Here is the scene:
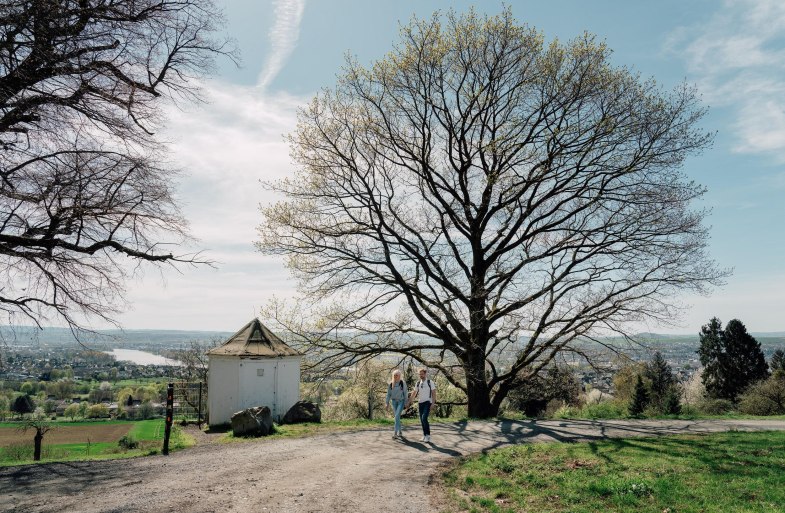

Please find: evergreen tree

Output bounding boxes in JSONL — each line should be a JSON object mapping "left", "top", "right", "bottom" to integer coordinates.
{"left": 11, "top": 395, "right": 35, "bottom": 417}
{"left": 629, "top": 375, "right": 650, "bottom": 416}
{"left": 645, "top": 352, "right": 675, "bottom": 402}
{"left": 698, "top": 318, "right": 769, "bottom": 401}
{"left": 662, "top": 388, "right": 682, "bottom": 415}
{"left": 771, "top": 349, "right": 785, "bottom": 374}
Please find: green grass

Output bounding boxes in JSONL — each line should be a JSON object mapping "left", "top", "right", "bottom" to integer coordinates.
{"left": 129, "top": 419, "right": 164, "bottom": 440}
{"left": 441, "top": 430, "right": 785, "bottom": 513}
{"left": 110, "top": 378, "right": 165, "bottom": 388}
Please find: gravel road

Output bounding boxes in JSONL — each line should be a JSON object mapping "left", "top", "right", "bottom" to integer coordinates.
{"left": 3, "top": 418, "right": 785, "bottom": 513}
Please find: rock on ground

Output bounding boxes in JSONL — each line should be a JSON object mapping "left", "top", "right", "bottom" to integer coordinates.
{"left": 230, "top": 406, "right": 273, "bottom": 437}
{"left": 282, "top": 401, "right": 321, "bottom": 424}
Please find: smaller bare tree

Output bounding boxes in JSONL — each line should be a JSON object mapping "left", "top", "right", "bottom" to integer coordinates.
{"left": 20, "top": 413, "right": 53, "bottom": 461}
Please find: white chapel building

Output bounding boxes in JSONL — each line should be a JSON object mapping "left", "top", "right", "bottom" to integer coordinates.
{"left": 207, "top": 318, "right": 302, "bottom": 426}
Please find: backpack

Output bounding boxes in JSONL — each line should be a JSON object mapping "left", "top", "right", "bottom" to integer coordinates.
{"left": 418, "top": 379, "right": 433, "bottom": 394}
{"left": 389, "top": 380, "right": 404, "bottom": 391}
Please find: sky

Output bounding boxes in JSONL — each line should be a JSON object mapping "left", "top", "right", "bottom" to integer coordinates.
{"left": 114, "top": 0, "right": 785, "bottom": 334}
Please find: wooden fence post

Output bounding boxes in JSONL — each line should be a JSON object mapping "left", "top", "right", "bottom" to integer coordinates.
{"left": 163, "top": 383, "right": 174, "bottom": 455}
{"left": 197, "top": 382, "right": 203, "bottom": 426}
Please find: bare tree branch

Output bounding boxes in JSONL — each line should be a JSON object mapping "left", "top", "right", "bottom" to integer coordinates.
{"left": 1, "top": 0, "right": 235, "bottom": 330}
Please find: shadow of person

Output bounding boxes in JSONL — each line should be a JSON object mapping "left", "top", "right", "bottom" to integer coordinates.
{"left": 398, "top": 436, "right": 462, "bottom": 456}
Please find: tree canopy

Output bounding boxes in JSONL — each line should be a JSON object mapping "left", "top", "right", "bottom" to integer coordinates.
{"left": 698, "top": 317, "right": 769, "bottom": 401}
{"left": 258, "top": 9, "right": 726, "bottom": 417}
{"left": 0, "top": 0, "right": 233, "bottom": 329}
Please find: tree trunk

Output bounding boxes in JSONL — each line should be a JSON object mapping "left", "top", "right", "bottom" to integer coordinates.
{"left": 33, "top": 431, "right": 43, "bottom": 461}
{"left": 464, "top": 351, "right": 499, "bottom": 418}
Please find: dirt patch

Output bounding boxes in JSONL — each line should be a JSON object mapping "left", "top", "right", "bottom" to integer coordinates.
{"left": 0, "top": 424, "right": 132, "bottom": 446}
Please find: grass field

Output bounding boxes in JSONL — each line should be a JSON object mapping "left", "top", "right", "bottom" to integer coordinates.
{"left": 0, "top": 419, "right": 189, "bottom": 466}
{"left": 441, "top": 430, "right": 785, "bottom": 513}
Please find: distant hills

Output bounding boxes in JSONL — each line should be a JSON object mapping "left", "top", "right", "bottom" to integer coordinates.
{"left": 1, "top": 325, "right": 783, "bottom": 348}
{"left": 635, "top": 331, "right": 785, "bottom": 339}
{"left": 0, "top": 325, "right": 232, "bottom": 347}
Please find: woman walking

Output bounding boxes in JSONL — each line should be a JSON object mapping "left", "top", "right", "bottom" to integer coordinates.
{"left": 385, "top": 369, "right": 408, "bottom": 439}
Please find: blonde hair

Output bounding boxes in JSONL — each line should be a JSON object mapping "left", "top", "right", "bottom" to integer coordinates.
{"left": 418, "top": 367, "right": 428, "bottom": 374}
{"left": 390, "top": 368, "right": 402, "bottom": 385}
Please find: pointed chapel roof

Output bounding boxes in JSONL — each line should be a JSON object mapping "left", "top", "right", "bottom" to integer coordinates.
{"left": 207, "top": 318, "right": 301, "bottom": 357}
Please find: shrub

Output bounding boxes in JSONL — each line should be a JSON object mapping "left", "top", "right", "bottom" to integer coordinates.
{"left": 2, "top": 443, "right": 33, "bottom": 461}
{"left": 1, "top": 443, "right": 69, "bottom": 462}
{"left": 86, "top": 404, "right": 109, "bottom": 418}
{"left": 43, "top": 400, "right": 57, "bottom": 415}
{"left": 662, "top": 388, "right": 682, "bottom": 415}
{"left": 432, "top": 375, "right": 466, "bottom": 418}
{"left": 138, "top": 401, "right": 156, "bottom": 420}
{"left": 64, "top": 403, "right": 80, "bottom": 420}
{"left": 612, "top": 361, "right": 648, "bottom": 404}
{"left": 582, "top": 400, "right": 627, "bottom": 419}
{"left": 681, "top": 371, "right": 706, "bottom": 408}
{"left": 552, "top": 404, "right": 581, "bottom": 419}
{"left": 584, "top": 388, "right": 613, "bottom": 405}
{"left": 696, "top": 398, "right": 734, "bottom": 415}
{"left": 118, "top": 435, "right": 139, "bottom": 450}
{"left": 738, "top": 376, "right": 785, "bottom": 415}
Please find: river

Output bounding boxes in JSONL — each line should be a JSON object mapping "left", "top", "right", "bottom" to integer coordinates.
{"left": 106, "top": 348, "right": 182, "bottom": 366}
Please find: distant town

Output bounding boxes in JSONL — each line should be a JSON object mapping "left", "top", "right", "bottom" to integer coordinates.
{"left": 3, "top": 326, "right": 784, "bottom": 393}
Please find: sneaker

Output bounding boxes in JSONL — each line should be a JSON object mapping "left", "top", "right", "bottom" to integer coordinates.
{"left": 392, "top": 433, "right": 397, "bottom": 439}
{"left": 420, "top": 436, "right": 426, "bottom": 442}
{"left": 425, "top": 435, "right": 431, "bottom": 442}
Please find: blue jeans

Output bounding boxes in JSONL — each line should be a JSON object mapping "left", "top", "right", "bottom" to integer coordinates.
{"left": 418, "top": 401, "right": 431, "bottom": 435}
{"left": 391, "top": 399, "right": 405, "bottom": 433}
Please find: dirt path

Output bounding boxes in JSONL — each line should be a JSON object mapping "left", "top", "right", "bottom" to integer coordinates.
{"left": 2, "top": 418, "right": 785, "bottom": 513}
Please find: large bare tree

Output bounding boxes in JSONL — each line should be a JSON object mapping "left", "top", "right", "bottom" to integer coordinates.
{"left": 0, "top": 0, "right": 234, "bottom": 329}
{"left": 258, "top": 9, "right": 727, "bottom": 417}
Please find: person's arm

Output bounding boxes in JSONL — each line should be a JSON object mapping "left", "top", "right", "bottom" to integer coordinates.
{"left": 385, "top": 386, "right": 391, "bottom": 408}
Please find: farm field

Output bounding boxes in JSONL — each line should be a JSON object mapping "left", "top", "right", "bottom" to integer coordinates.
{"left": 0, "top": 421, "right": 135, "bottom": 445}
{"left": 0, "top": 420, "right": 174, "bottom": 466}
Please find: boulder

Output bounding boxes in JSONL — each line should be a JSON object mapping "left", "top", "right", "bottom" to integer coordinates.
{"left": 282, "top": 401, "right": 322, "bottom": 424}
{"left": 231, "top": 406, "right": 273, "bottom": 437}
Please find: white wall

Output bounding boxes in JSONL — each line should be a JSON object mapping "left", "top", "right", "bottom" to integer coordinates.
{"left": 208, "top": 356, "right": 301, "bottom": 425}
{"left": 208, "top": 356, "right": 239, "bottom": 426}
{"left": 275, "top": 357, "right": 301, "bottom": 420}
{"left": 238, "top": 358, "right": 276, "bottom": 417}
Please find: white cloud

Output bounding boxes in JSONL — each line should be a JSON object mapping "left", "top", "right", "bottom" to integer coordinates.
{"left": 115, "top": 82, "right": 309, "bottom": 330}
{"left": 257, "top": 0, "right": 306, "bottom": 91}
{"left": 667, "top": 0, "right": 785, "bottom": 158}
{"left": 113, "top": 0, "right": 310, "bottom": 330}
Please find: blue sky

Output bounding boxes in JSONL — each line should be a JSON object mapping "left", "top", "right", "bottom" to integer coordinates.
{"left": 115, "top": 0, "right": 784, "bottom": 333}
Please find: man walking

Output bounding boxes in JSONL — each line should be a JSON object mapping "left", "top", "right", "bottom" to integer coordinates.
{"left": 410, "top": 367, "right": 437, "bottom": 442}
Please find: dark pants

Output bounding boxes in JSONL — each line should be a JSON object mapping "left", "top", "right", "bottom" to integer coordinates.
{"left": 418, "top": 401, "right": 431, "bottom": 435}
